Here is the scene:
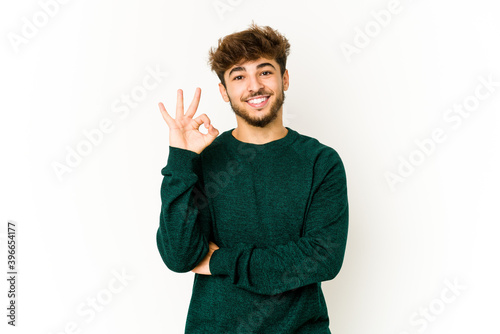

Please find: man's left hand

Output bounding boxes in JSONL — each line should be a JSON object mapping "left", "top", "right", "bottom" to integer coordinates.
{"left": 191, "top": 241, "right": 219, "bottom": 275}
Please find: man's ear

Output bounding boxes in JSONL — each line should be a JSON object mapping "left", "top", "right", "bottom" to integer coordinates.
{"left": 219, "top": 82, "right": 230, "bottom": 102}
{"left": 283, "top": 69, "right": 289, "bottom": 91}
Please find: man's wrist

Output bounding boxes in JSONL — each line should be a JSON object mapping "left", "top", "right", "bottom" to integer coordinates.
{"left": 161, "top": 146, "right": 200, "bottom": 175}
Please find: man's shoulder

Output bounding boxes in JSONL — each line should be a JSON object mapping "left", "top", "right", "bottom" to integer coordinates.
{"left": 292, "top": 130, "right": 346, "bottom": 187}
{"left": 291, "top": 128, "right": 342, "bottom": 163}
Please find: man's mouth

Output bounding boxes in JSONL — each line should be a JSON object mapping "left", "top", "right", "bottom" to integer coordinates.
{"left": 245, "top": 95, "right": 270, "bottom": 109}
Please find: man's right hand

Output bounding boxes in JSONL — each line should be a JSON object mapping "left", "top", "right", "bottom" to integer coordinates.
{"left": 159, "top": 87, "right": 219, "bottom": 154}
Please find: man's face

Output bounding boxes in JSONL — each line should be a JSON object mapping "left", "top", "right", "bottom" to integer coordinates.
{"left": 219, "top": 57, "right": 289, "bottom": 128}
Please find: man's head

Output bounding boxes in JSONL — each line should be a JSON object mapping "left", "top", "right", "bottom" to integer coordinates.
{"left": 208, "top": 23, "right": 290, "bottom": 88}
{"left": 208, "top": 23, "right": 291, "bottom": 128}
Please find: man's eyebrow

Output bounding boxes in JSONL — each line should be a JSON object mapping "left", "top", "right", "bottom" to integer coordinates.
{"left": 228, "top": 62, "right": 277, "bottom": 77}
{"left": 228, "top": 66, "right": 245, "bottom": 77}
{"left": 256, "top": 62, "right": 276, "bottom": 71}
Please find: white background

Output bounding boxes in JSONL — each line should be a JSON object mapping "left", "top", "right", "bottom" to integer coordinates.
{"left": 1, "top": 0, "right": 499, "bottom": 333}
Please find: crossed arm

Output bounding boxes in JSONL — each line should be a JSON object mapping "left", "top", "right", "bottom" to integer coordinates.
{"left": 157, "top": 146, "right": 348, "bottom": 295}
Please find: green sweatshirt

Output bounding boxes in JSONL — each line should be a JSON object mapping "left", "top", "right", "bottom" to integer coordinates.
{"left": 157, "top": 127, "right": 349, "bottom": 333}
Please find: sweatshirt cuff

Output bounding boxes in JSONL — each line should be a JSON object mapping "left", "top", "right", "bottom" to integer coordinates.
{"left": 161, "top": 146, "right": 200, "bottom": 175}
{"left": 209, "top": 247, "right": 233, "bottom": 276}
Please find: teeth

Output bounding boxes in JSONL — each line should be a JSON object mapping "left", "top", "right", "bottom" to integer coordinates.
{"left": 248, "top": 97, "right": 268, "bottom": 104}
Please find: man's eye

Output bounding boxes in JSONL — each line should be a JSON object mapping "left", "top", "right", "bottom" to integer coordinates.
{"left": 261, "top": 71, "right": 272, "bottom": 76}
{"left": 234, "top": 76, "right": 243, "bottom": 80}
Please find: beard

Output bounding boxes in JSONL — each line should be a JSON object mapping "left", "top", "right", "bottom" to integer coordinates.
{"left": 227, "top": 87, "right": 286, "bottom": 128}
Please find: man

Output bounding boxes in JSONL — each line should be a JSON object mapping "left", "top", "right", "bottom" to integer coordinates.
{"left": 156, "top": 23, "right": 349, "bottom": 333}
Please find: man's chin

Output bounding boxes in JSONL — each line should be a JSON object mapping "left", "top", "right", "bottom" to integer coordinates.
{"left": 243, "top": 112, "right": 279, "bottom": 128}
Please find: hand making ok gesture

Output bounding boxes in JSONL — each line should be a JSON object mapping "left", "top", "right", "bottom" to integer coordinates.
{"left": 159, "top": 88, "right": 219, "bottom": 154}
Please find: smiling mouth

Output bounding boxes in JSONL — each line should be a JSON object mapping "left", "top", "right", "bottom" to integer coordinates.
{"left": 246, "top": 95, "right": 270, "bottom": 109}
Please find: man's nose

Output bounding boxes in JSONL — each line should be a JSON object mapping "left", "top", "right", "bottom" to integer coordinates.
{"left": 247, "top": 74, "right": 264, "bottom": 93}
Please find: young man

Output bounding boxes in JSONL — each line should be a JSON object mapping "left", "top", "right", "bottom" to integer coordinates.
{"left": 156, "top": 23, "right": 349, "bottom": 333}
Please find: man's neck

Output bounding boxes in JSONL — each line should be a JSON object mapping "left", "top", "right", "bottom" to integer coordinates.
{"left": 232, "top": 123, "right": 288, "bottom": 145}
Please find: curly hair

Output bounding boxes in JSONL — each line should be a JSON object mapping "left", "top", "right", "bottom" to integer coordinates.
{"left": 208, "top": 23, "right": 291, "bottom": 87}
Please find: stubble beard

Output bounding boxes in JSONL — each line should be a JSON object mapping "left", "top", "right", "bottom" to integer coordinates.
{"left": 228, "top": 88, "right": 286, "bottom": 128}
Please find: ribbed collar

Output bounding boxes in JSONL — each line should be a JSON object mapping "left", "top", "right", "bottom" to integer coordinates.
{"left": 223, "top": 127, "right": 298, "bottom": 152}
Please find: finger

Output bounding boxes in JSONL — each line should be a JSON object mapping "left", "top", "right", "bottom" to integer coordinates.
{"left": 192, "top": 113, "right": 210, "bottom": 130}
{"left": 158, "top": 102, "right": 173, "bottom": 127}
{"left": 192, "top": 115, "right": 219, "bottom": 141}
{"left": 208, "top": 241, "right": 219, "bottom": 250}
{"left": 176, "top": 89, "right": 184, "bottom": 119}
{"left": 185, "top": 87, "right": 201, "bottom": 119}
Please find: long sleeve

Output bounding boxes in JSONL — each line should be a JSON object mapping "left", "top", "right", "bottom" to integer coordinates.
{"left": 208, "top": 148, "right": 348, "bottom": 295}
{"left": 156, "top": 146, "right": 211, "bottom": 273}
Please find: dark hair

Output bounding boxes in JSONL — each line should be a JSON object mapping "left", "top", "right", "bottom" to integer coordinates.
{"left": 208, "top": 23, "right": 291, "bottom": 87}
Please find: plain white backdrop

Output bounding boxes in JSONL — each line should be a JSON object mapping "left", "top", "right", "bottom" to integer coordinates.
{"left": 1, "top": 0, "right": 499, "bottom": 333}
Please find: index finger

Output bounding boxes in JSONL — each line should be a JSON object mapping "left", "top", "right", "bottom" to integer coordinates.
{"left": 158, "top": 102, "right": 173, "bottom": 127}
